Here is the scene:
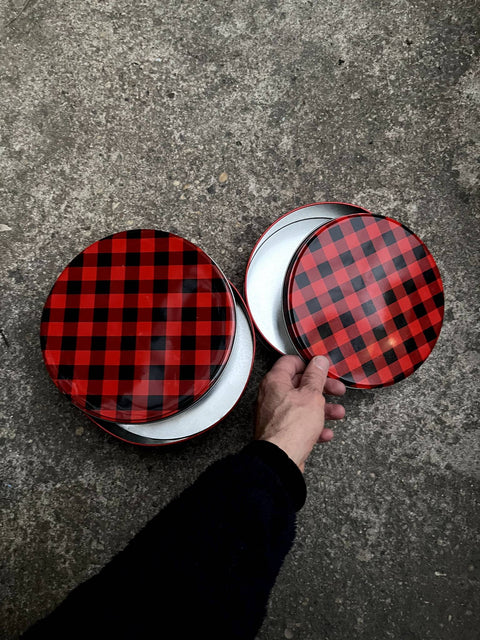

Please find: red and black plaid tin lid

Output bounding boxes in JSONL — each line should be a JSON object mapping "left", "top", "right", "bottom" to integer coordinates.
{"left": 283, "top": 214, "right": 444, "bottom": 388}
{"left": 40, "top": 229, "right": 236, "bottom": 423}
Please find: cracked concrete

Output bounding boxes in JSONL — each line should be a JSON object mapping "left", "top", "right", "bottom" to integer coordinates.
{"left": 1, "top": 0, "right": 479, "bottom": 638}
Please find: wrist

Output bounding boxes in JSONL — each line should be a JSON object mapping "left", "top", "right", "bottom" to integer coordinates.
{"left": 244, "top": 440, "right": 307, "bottom": 510}
{"left": 260, "top": 435, "right": 306, "bottom": 472}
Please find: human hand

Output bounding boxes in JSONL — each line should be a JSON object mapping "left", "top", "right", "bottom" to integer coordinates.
{"left": 255, "top": 355, "right": 346, "bottom": 472}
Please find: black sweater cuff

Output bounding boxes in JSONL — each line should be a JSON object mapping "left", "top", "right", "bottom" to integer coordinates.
{"left": 240, "top": 440, "right": 307, "bottom": 511}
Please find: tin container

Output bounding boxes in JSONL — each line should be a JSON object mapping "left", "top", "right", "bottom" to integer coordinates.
{"left": 245, "top": 205, "right": 444, "bottom": 388}
{"left": 40, "top": 230, "right": 253, "bottom": 444}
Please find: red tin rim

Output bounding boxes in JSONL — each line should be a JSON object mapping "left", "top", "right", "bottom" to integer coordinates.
{"left": 244, "top": 202, "right": 373, "bottom": 353}
{"left": 40, "top": 229, "right": 236, "bottom": 424}
{"left": 283, "top": 213, "right": 444, "bottom": 388}
{"left": 86, "top": 283, "right": 256, "bottom": 446}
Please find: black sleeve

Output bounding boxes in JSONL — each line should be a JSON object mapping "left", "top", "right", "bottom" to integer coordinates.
{"left": 22, "top": 440, "right": 306, "bottom": 640}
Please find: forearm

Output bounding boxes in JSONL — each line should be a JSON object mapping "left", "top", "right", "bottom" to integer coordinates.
{"left": 22, "top": 441, "right": 306, "bottom": 640}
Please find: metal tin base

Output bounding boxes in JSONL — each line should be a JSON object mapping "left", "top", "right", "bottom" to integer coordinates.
{"left": 245, "top": 202, "right": 368, "bottom": 353}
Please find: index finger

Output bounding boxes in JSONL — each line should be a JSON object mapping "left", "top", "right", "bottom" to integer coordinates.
{"left": 268, "top": 355, "right": 306, "bottom": 384}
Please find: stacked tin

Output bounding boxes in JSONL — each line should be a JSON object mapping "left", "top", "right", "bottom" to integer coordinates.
{"left": 40, "top": 229, "right": 255, "bottom": 445}
{"left": 40, "top": 203, "right": 444, "bottom": 444}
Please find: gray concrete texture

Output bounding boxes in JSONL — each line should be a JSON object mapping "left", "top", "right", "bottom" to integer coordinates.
{"left": 0, "top": 0, "right": 479, "bottom": 637}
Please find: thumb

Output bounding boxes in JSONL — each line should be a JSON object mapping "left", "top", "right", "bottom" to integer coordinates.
{"left": 299, "top": 355, "right": 330, "bottom": 394}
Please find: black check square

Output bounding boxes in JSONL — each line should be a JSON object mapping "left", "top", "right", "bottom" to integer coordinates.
{"left": 350, "top": 216, "right": 366, "bottom": 231}
{"left": 147, "top": 395, "right": 164, "bottom": 411}
{"left": 393, "top": 255, "right": 407, "bottom": 270}
{"left": 351, "top": 335, "right": 367, "bottom": 352}
{"left": 307, "top": 297, "right": 322, "bottom": 313}
{"left": 433, "top": 292, "right": 444, "bottom": 308}
{"left": 91, "top": 336, "right": 107, "bottom": 350}
{"left": 122, "top": 308, "right": 137, "bottom": 322}
{"left": 382, "top": 230, "right": 396, "bottom": 246}
{"left": 351, "top": 275, "right": 365, "bottom": 292}
{"left": 96, "top": 253, "right": 112, "bottom": 267}
{"left": 86, "top": 395, "right": 103, "bottom": 410}
{"left": 150, "top": 335, "right": 167, "bottom": 350}
{"left": 120, "top": 336, "right": 136, "bottom": 350}
{"left": 340, "top": 250, "right": 355, "bottom": 267}
{"left": 95, "top": 280, "right": 110, "bottom": 295}
{"left": 393, "top": 313, "right": 407, "bottom": 330}
{"left": 340, "top": 311, "right": 355, "bottom": 328}
{"left": 318, "top": 323, "right": 333, "bottom": 339}
{"left": 362, "top": 360, "right": 377, "bottom": 377}
{"left": 372, "top": 325, "right": 387, "bottom": 340}
{"left": 125, "top": 252, "right": 141, "bottom": 266}
{"left": 179, "top": 364, "right": 196, "bottom": 379}
{"left": 61, "top": 336, "right": 77, "bottom": 350}
{"left": 118, "top": 365, "right": 135, "bottom": 380}
{"left": 383, "top": 289, "right": 397, "bottom": 305}
{"left": 295, "top": 272, "right": 310, "bottom": 289}
{"left": 361, "top": 240, "right": 375, "bottom": 256}
{"left": 372, "top": 265, "right": 387, "bottom": 281}
{"left": 149, "top": 365, "right": 165, "bottom": 380}
{"left": 183, "top": 251, "right": 199, "bottom": 265}
{"left": 93, "top": 308, "right": 109, "bottom": 322}
{"left": 329, "top": 226, "right": 344, "bottom": 242}
{"left": 328, "top": 287, "right": 344, "bottom": 303}
{"left": 329, "top": 347, "right": 344, "bottom": 364}
{"left": 181, "top": 307, "right": 197, "bottom": 322}
{"left": 404, "top": 337, "right": 418, "bottom": 353}
{"left": 211, "top": 335, "right": 227, "bottom": 351}
{"left": 413, "top": 245, "right": 426, "bottom": 260}
{"left": 423, "top": 268, "right": 436, "bottom": 284}
{"left": 423, "top": 326, "right": 437, "bottom": 342}
{"left": 57, "top": 364, "right": 74, "bottom": 380}
{"left": 153, "top": 252, "right": 169, "bottom": 266}
{"left": 181, "top": 335, "right": 196, "bottom": 350}
{"left": 88, "top": 364, "right": 104, "bottom": 380}
{"left": 64, "top": 308, "right": 80, "bottom": 323}
{"left": 182, "top": 279, "right": 198, "bottom": 294}
{"left": 362, "top": 300, "right": 376, "bottom": 316}
{"left": 317, "top": 261, "right": 333, "bottom": 277}
{"left": 384, "top": 349, "right": 398, "bottom": 364}
{"left": 413, "top": 302, "right": 427, "bottom": 318}
{"left": 124, "top": 280, "right": 139, "bottom": 294}
{"left": 152, "top": 308, "right": 168, "bottom": 322}
{"left": 66, "top": 280, "right": 82, "bottom": 295}
{"left": 403, "top": 278, "right": 417, "bottom": 295}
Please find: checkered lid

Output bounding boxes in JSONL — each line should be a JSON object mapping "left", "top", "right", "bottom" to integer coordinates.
{"left": 40, "top": 229, "right": 236, "bottom": 423}
{"left": 283, "top": 214, "right": 444, "bottom": 388}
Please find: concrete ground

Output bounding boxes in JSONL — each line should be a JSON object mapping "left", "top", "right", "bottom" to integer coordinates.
{"left": 1, "top": 0, "right": 479, "bottom": 638}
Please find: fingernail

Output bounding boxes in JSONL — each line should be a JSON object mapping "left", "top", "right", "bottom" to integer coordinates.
{"left": 313, "top": 355, "right": 329, "bottom": 371}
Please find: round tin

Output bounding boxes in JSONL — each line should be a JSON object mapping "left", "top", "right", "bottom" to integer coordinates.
{"left": 88, "top": 286, "right": 256, "bottom": 445}
{"left": 40, "top": 229, "right": 236, "bottom": 424}
{"left": 283, "top": 214, "right": 444, "bottom": 388}
{"left": 245, "top": 202, "right": 370, "bottom": 353}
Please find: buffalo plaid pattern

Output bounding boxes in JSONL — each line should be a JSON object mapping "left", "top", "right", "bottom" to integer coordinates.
{"left": 284, "top": 214, "right": 444, "bottom": 388}
{"left": 40, "top": 230, "right": 236, "bottom": 423}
